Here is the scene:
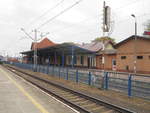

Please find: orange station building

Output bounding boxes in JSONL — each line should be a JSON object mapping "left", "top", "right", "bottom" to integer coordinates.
{"left": 115, "top": 35, "right": 150, "bottom": 74}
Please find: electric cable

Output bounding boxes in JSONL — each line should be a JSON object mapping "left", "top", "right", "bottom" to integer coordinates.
{"left": 26, "top": 0, "right": 65, "bottom": 28}
{"left": 37, "top": 0, "right": 83, "bottom": 29}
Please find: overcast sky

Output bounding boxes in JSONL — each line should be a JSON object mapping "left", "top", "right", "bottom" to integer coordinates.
{"left": 0, "top": 0, "right": 150, "bottom": 56}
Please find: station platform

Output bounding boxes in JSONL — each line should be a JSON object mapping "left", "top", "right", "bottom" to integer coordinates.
{"left": 0, "top": 66, "right": 78, "bottom": 113}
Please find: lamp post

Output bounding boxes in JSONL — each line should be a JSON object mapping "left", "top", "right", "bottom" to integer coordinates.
{"left": 131, "top": 14, "right": 137, "bottom": 35}
{"left": 131, "top": 14, "right": 137, "bottom": 74}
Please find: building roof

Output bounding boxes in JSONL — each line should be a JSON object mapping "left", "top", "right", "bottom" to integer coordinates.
{"left": 31, "top": 38, "right": 56, "bottom": 50}
{"left": 78, "top": 41, "right": 115, "bottom": 53}
{"left": 21, "top": 43, "right": 96, "bottom": 55}
{"left": 78, "top": 42, "right": 103, "bottom": 52}
{"left": 115, "top": 35, "right": 150, "bottom": 48}
{"left": 21, "top": 40, "right": 117, "bottom": 55}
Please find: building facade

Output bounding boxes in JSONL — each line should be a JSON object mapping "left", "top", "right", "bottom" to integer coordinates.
{"left": 115, "top": 35, "right": 150, "bottom": 74}
{"left": 21, "top": 38, "right": 116, "bottom": 70}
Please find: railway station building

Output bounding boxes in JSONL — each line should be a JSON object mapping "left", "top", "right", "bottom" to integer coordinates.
{"left": 21, "top": 35, "right": 150, "bottom": 74}
{"left": 21, "top": 38, "right": 116, "bottom": 70}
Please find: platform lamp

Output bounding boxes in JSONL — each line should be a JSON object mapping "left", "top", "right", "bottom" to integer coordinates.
{"left": 131, "top": 14, "right": 137, "bottom": 74}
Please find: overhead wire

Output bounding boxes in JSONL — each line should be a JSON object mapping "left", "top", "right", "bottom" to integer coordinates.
{"left": 37, "top": 0, "right": 83, "bottom": 29}
{"left": 19, "top": 0, "right": 149, "bottom": 52}
{"left": 26, "top": 0, "right": 65, "bottom": 28}
{"left": 41, "top": 0, "right": 142, "bottom": 36}
{"left": 38, "top": 0, "right": 148, "bottom": 39}
{"left": 50, "top": 13, "right": 150, "bottom": 41}
{"left": 50, "top": 20, "right": 100, "bottom": 40}
{"left": 50, "top": 15, "right": 101, "bottom": 33}
{"left": 18, "top": 1, "right": 67, "bottom": 54}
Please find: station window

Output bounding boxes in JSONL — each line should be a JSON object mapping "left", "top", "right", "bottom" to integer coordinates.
{"left": 125, "top": 65, "right": 129, "bottom": 71}
{"left": 137, "top": 56, "right": 143, "bottom": 59}
{"left": 74, "top": 56, "right": 77, "bottom": 64}
{"left": 68, "top": 56, "right": 72, "bottom": 65}
{"left": 80, "top": 56, "right": 84, "bottom": 64}
{"left": 112, "top": 59, "right": 116, "bottom": 65}
{"left": 121, "top": 56, "right": 126, "bottom": 59}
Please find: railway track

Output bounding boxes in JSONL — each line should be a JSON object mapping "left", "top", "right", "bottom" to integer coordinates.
{"left": 4, "top": 65, "right": 135, "bottom": 113}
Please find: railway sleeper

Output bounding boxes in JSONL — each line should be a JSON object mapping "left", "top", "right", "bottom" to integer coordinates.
{"left": 89, "top": 106, "right": 116, "bottom": 113}
{"left": 70, "top": 97, "right": 85, "bottom": 102}
{"left": 101, "top": 109, "right": 117, "bottom": 113}
{"left": 74, "top": 100, "right": 90, "bottom": 104}
{"left": 65, "top": 96, "right": 80, "bottom": 100}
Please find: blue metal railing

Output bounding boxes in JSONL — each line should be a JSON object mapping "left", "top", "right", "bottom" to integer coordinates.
{"left": 8, "top": 62, "right": 150, "bottom": 100}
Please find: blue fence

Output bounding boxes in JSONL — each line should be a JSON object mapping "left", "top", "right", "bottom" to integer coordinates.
{"left": 8, "top": 62, "right": 150, "bottom": 100}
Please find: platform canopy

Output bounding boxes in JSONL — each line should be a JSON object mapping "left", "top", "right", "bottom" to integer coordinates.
{"left": 21, "top": 43, "right": 96, "bottom": 56}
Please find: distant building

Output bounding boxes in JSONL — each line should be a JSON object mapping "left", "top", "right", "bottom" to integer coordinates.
{"left": 7, "top": 57, "right": 19, "bottom": 63}
{"left": 143, "top": 31, "right": 150, "bottom": 38}
{"left": 0, "top": 55, "right": 4, "bottom": 61}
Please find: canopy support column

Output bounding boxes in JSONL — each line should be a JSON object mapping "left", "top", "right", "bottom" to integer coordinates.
{"left": 62, "top": 51, "right": 64, "bottom": 67}
{"left": 71, "top": 46, "right": 74, "bottom": 68}
{"left": 54, "top": 51, "right": 57, "bottom": 66}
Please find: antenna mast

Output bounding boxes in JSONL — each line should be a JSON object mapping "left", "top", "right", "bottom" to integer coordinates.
{"left": 102, "top": 1, "right": 111, "bottom": 37}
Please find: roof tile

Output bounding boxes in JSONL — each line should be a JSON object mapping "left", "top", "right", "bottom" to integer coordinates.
{"left": 31, "top": 38, "right": 56, "bottom": 50}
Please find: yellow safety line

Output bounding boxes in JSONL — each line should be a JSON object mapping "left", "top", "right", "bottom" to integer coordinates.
{"left": 0, "top": 68, "right": 49, "bottom": 113}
